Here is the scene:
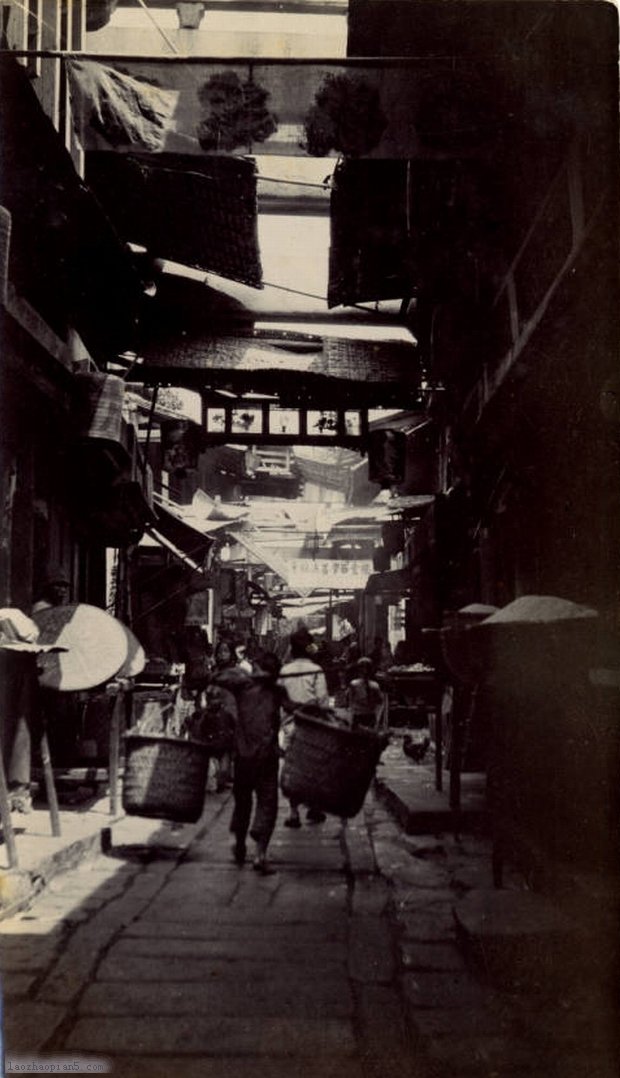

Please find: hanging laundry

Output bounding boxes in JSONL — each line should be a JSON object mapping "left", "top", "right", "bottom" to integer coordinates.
{"left": 66, "top": 60, "right": 179, "bottom": 153}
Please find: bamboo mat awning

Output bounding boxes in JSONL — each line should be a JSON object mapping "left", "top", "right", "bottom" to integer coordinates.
{"left": 138, "top": 334, "right": 418, "bottom": 406}
{"left": 85, "top": 152, "right": 262, "bottom": 287}
{"left": 328, "top": 160, "right": 414, "bottom": 308}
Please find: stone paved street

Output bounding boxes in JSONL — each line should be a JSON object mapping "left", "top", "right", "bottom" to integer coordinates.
{"left": 1, "top": 784, "right": 617, "bottom": 1078}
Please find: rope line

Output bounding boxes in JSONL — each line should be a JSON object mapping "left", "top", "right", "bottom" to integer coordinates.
{"left": 133, "top": 0, "right": 180, "bottom": 55}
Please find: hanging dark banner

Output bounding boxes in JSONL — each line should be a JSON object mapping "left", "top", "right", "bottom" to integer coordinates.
{"left": 161, "top": 420, "right": 205, "bottom": 475}
{"left": 367, "top": 429, "right": 406, "bottom": 487}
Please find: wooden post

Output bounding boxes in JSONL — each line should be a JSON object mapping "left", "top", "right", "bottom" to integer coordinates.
{"left": 39, "top": 720, "right": 61, "bottom": 836}
{"left": 377, "top": 687, "right": 389, "bottom": 733}
{"left": 449, "top": 686, "right": 464, "bottom": 812}
{"left": 0, "top": 754, "right": 19, "bottom": 868}
{"left": 434, "top": 706, "right": 443, "bottom": 793}
{"left": 108, "top": 690, "right": 121, "bottom": 817}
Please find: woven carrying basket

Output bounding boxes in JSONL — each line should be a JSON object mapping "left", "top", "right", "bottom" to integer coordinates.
{"left": 122, "top": 734, "right": 210, "bottom": 823}
{"left": 281, "top": 713, "right": 387, "bottom": 818}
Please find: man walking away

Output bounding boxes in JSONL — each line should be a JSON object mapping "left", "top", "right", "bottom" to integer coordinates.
{"left": 218, "top": 651, "right": 286, "bottom": 874}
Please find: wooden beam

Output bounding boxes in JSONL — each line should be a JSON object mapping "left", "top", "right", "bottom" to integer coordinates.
{"left": 5, "top": 283, "right": 70, "bottom": 367}
{"left": 138, "top": 365, "right": 408, "bottom": 408}
{"left": 184, "top": 311, "right": 406, "bottom": 329}
{"left": 1, "top": 311, "right": 73, "bottom": 411}
{"left": 115, "top": 1, "right": 348, "bottom": 15}
{"left": 201, "top": 431, "right": 363, "bottom": 447}
{"left": 5, "top": 51, "right": 436, "bottom": 68}
{"left": 259, "top": 197, "right": 330, "bottom": 217}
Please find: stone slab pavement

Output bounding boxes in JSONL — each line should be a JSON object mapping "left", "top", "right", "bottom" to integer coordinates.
{"left": 1, "top": 781, "right": 617, "bottom": 1078}
{"left": 0, "top": 792, "right": 219, "bottom": 920}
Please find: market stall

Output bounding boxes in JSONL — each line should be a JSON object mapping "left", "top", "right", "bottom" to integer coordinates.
{"left": 380, "top": 663, "right": 442, "bottom": 727}
{"left": 378, "top": 662, "right": 443, "bottom": 787}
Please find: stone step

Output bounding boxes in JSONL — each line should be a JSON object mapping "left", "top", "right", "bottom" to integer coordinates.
{"left": 375, "top": 767, "right": 487, "bottom": 835}
{"left": 453, "top": 887, "right": 586, "bottom": 988}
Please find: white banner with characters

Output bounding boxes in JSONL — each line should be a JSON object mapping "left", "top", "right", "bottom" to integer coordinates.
{"left": 286, "top": 558, "right": 373, "bottom": 592}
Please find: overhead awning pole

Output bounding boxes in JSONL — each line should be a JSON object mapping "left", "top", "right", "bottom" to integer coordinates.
{"left": 145, "top": 524, "right": 206, "bottom": 575}
{"left": 142, "top": 386, "right": 159, "bottom": 482}
{"left": 231, "top": 531, "right": 310, "bottom": 598}
{"left": 136, "top": 526, "right": 221, "bottom": 623}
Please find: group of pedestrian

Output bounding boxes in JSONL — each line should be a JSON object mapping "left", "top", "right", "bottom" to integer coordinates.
{"left": 176, "top": 626, "right": 390, "bottom": 876}
{"left": 1, "top": 562, "right": 388, "bottom": 880}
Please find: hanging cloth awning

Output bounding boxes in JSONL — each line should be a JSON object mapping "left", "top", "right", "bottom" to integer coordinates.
{"left": 328, "top": 160, "right": 414, "bottom": 308}
{"left": 230, "top": 531, "right": 311, "bottom": 599}
{"left": 145, "top": 525, "right": 208, "bottom": 576}
{"left": 154, "top": 491, "right": 248, "bottom": 529}
{"left": 144, "top": 499, "right": 233, "bottom": 576}
{"left": 365, "top": 567, "right": 413, "bottom": 597}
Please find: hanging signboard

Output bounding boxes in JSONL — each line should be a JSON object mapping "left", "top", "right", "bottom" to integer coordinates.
{"left": 286, "top": 558, "right": 373, "bottom": 592}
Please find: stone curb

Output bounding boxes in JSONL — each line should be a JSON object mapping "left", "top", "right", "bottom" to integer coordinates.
{"left": 373, "top": 776, "right": 488, "bottom": 836}
{"left": 0, "top": 799, "right": 225, "bottom": 922}
{"left": 0, "top": 829, "right": 107, "bottom": 922}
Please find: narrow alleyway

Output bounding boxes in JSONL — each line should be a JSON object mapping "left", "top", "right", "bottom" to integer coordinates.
{"left": 1, "top": 786, "right": 617, "bottom": 1078}
{"left": 1, "top": 792, "right": 422, "bottom": 1078}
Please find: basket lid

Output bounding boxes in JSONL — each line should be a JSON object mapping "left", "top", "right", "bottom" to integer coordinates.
{"left": 33, "top": 603, "right": 128, "bottom": 691}
{"left": 471, "top": 595, "right": 598, "bottom": 630}
{"left": 116, "top": 623, "right": 147, "bottom": 678}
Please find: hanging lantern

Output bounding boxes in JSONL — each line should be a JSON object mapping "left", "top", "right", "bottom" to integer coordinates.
{"left": 161, "top": 420, "right": 204, "bottom": 475}
{"left": 368, "top": 429, "right": 406, "bottom": 487}
{"left": 373, "top": 545, "right": 390, "bottom": 572}
{"left": 382, "top": 520, "right": 405, "bottom": 555}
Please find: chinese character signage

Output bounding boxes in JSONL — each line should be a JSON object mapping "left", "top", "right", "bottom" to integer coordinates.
{"left": 286, "top": 559, "right": 373, "bottom": 591}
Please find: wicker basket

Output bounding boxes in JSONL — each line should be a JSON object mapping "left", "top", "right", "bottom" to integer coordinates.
{"left": 122, "top": 734, "right": 210, "bottom": 823}
{"left": 281, "top": 713, "right": 387, "bottom": 818}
